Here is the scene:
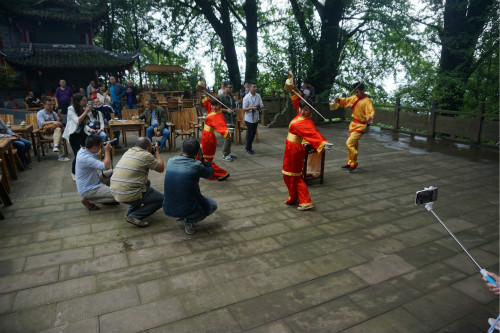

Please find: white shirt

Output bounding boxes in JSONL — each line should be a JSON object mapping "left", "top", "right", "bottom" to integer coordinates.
{"left": 242, "top": 92, "right": 263, "bottom": 123}
{"left": 97, "top": 92, "right": 112, "bottom": 106}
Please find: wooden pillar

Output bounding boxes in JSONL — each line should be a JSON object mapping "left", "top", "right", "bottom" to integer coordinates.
{"left": 473, "top": 102, "right": 485, "bottom": 144}
{"left": 429, "top": 100, "right": 438, "bottom": 137}
{"left": 393, "top": 97, "right": 400, "bottom": 131}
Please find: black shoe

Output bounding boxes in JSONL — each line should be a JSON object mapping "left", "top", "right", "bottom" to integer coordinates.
{"left": 341, "top": 164, "right": 350, "bottom": 169}
{"left": 218, "top": 173, "right": 230, "bottom": 181}
{"left": 103, "top": 201, "right": 120, "bottom": 205}
{"left": 23, "top": 164, "right": 32, "bottom": 170}
{"left": 247, "top": 150, "right": 255, "bottom": 155}
{"left": 349, "top": 165, "right": 358, "bottom": 172}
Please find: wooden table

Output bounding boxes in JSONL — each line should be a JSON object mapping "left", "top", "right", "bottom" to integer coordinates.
{"left": 0, "top": 137, "right": 16, "bottom": 192}
{"left": 11, "top": 124, "right": 36, "bottom": 162}
{"left": 108, "top": 120, "right": 146, "bottom": 154}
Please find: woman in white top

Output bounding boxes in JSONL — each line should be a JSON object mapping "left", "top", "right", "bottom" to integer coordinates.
{"left": 63, "top": 93, "right": 91, "bottom": 177}
{"left": 97, "top": 84, "right": 112, "bottom": 106}
{"left": 86, "top": 103, "right": 107, "bottom": 141}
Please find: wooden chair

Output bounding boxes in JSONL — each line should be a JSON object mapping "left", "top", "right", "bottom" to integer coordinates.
{"left": 25, "top": 113, "right": 68, "bottom": 159}
{"left": 182, "top": 99, "right": 194, "bottom": 108}
{"left": 235, "top": 109, "right": 259, "bottom": 145}
{"left": 0, "top": 114, "right": 14, "bottom": 125}
{"left": 167, "top": 99, "right": 181, "bottom": 113}
{"left": 169, "top": 109, "right": 195, "bottom": 151}
{"left": 302, "top": 143, "right": 325, "bottom": 184}
{"left": 24, "top": 99, "right": 43, "bottom": 111}
{"left": 120, "top": 109, "right": 141, "bottom": 146}
{"left": 183, "top": 108, "right": 203, "bottom": 139}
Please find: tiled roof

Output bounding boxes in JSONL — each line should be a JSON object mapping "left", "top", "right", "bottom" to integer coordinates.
{"left": 0, "top": 0, "right": 106, "bottom": 23}
{"left": 0, "top": 43, "right": 139, "bottom": 70}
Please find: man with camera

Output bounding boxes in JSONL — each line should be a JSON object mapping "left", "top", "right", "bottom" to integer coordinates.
{"left": 76, "top": 134, "right": 118, "bottom": 210}
{"left": 242, "top": 81, "right": 264, "bottom": 155}
{"left": 163, "top": 138, "right": 217, "bottom": 235}
{"left": 111, "top": 137, "right": 165, "bottom": 227}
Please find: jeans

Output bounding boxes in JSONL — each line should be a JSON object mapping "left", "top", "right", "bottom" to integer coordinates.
{"left": 245, "top": 121, "right": 258, "bottom": 151}
{"left": 124, "top": 183, "right": 163, "bottom": 220}
{"left": 146, "top": 126, "right": 170, "bottom": 149}
{"left": 69, "top": 131, "right": 88, "bottom": 174}
{"left": 112, "top": 102, "right": 122, "bottom": 119}
{"left": 126, "top": 103, "right": 137, "bottom": 110}
{"left": 186, "top": 197, "right": 217, "bottom": 223}
{"left": 11, "top": 137, "right": 31, "bottom": 167}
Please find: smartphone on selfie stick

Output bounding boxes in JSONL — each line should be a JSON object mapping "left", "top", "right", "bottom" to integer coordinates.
{"left": 416, "top": 186, "right": 498, "bottom": 288}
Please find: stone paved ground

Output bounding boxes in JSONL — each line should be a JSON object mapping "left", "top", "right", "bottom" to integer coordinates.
{"left": 0, "top": 123, "right": 498, "bottom": 333}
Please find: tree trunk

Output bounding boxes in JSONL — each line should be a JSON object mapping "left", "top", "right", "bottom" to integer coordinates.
{"left": 243, "top": 0, "right": 258, "bottom": 83}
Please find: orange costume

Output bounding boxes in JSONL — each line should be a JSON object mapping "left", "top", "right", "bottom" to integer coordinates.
{"left": 282, "top": 93, "right": 328, "bottom": 209}
{"left": 201, "top": 97, "right": 230, "bottom": 180}
{"left": 338, "top": 94, "right": 375, "bottom": 167}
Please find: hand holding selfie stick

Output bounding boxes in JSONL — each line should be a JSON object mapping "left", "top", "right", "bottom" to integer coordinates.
{"left": 416, "top": 186, "right": 499, "bottom": 288}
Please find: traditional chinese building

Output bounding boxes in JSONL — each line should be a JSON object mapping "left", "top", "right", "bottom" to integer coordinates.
{"left": 0, "top": 0, "right": 138, "bottom": 97}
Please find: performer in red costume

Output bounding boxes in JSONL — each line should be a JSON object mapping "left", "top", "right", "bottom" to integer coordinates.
{"left": 200, "top": 96, "right": 231, "bottom": 181}
{"left": 283, "top": 83, "right": 328, "bottom": 211}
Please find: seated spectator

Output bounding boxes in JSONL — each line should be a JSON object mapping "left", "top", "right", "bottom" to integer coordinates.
{"left": 37, "top": 98, "right": 64, "bottom": 153}
{"left": 97, "top": 84, "right": 112, "bottom": 106}
{"left": 126, "top": 80, "right": 138, "bottom": 109}
{"left": 79, "top": 87, "right": 86, "bottom": 95}
{"left": 77, "top": 134, "right": 118, "bottom": 210}
{"left": 89, "top": 87, "right": 98, "bottom": 100}
{"left": 25, "top": 91, "right": 41, "bottom": 107}
{"left": 91, "top": 97, "right": 121, "bottom": 145}
{"left": 163, "top": 138, "right": 217, "bottom": 235}
{"left": 86, "top": 101, "right": 107, "bottom": 141}
{"left": 0, "top": 119, "right": 32, "bottom": 170}
{"left": 139, "top": 98, "right": 170, "bottom": 150}
{"left": 111, "top": 137, "right": 165, "bottom": 227}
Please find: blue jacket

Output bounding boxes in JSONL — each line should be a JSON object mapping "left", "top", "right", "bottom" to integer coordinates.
{"left": 111, "top": 83, "right": 127, "bottom": 100}
{"left": 163, "top": 156, "right": 213, "bottom": 218}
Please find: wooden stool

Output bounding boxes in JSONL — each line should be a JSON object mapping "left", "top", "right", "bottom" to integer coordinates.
{"left": 302, "top": 143, "right": 325, "bottom": 184}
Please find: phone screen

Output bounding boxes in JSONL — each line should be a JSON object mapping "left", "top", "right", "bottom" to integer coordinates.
{"left": 415, "top": 188, "right": 438, "bottom": 205}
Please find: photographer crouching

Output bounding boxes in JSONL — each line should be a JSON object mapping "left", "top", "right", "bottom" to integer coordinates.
{"left": 110, "top": 137, "right": 165, "bottom": 227}
{"left": 77, "top": 134, "right": 118, "bottom": 210}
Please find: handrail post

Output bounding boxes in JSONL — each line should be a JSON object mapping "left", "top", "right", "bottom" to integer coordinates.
{"left": 393, "top": 97, "right": 400, "bottom": 131}
{"left": 473, "top": 102, "right": 485, "bottom": 144}
{"left": 429, "top": 100, "right": 437, "bottom": 137}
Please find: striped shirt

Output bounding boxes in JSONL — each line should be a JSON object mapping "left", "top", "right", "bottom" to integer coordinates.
{"left": 110, "top": 147, "right": 159, "bottom": 202}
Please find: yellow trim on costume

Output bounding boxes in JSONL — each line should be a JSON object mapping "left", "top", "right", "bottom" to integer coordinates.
{"left": 203, "top": 154, "right": 215, "bottom": 158}
{"left": 317, "top": 141, "right": 327, "bottom": 154}
{"left": 286, "top": 132, "right": 302, "bottom": 144}
{"left": 202, "top": 96, "right": 210, "bottom": 103}
{"left": 299, "top": 202, "right": 314, "bottom": 207}
{"left": 290, "top": 92, "right": 300, "bottom": 101}
{"left": 282, "top": 170, "right": 302, "bottom": 177}
{"left": 204, "top": 125, "right": 215, "bottom": 133}
{"left": 223, "top": 131, "right": 230, "bottom": 139}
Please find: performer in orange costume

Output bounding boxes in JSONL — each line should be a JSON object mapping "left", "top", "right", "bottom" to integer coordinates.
{"left": 335, "top": 82, "right": 375, "bottom": 172}
{"left": 283, "top": 84, "right": 328, "bottom": 211}
{"left": 200, "top": 96, "right": 231, "bottom": 181}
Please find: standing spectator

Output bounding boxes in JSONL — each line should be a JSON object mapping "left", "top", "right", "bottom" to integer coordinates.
{"left": 97, "top": 84, "right": 112, "bottom": 106}
{"left": 111, "top": 137, "right": 165, "bottom": 227}
{"left": 240, "top": 82, "right": 249, "bottom": 98}
{"left": 0, "top": 119, "right": 32, "bottom": 169}
{"left": 163, "top": 138, "right": 217, "bottom": 235}
{"left": 109, "top": 76, "right": 126, "bottom": 119}
{"left": 76, "top": 134, "right": 118, "bottom": 210}
{"left": 89, "top": 87, "right": 98, "bottom": 100}
{"left": 79, "top": 88, "right": 86, "bottom": 95}
{"left": 37, "top": 98, "right": 64, "bottom": 154}
{"left": 242, "top": 81, "right": 264, "bottom": 155}
{"left": 217, "top": 82, "right": 224, "bottom": 95}
{"left": 139, "top": 98, "right": 170, "bottom": 150}
{"left": 54, "top": 79, "right": 73, "bottom": 115}
{"left": 63, "top": 93, "right": 91, "bottom": 179}
{"left": 86, "top": 80, "right": 96, "bottom": 99}
{"left": 300, "top": 78, "right": 316, "bottom": 99}
{"left": 126, "top": 80, "right": 138, "bottom": 109}
{"left": 218, "top": 81, "right": 237, "bottom": 161}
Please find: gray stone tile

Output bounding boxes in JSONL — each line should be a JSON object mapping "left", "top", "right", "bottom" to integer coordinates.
{"left": 204, "top": 256, "right": 271, "bottom": 284}
{"left": 0, "top": 304, "right": 55, "bottom": 333}
{"left": 62, "top": 229, "right": 121, "bottom": 249}
{"left": 13, "top": 276, "right": 96, "bottom": 311}
{"left": 245, "top": 320, "right": 293, "bottom": 333}
{"left": 96, "top": 261, "right": 169, "bottom": 291}
{"left": 99, "top": 297, "right": 186, "bottom": 333}
{"left": 59, "top": 253, "right": 129, "bottom": 280}
{"left": 0, "top": 266, "right": 59, "bottom": 293}
{"left": 451, "top": 274, "right": 498, "bottom": 304}
{"left": 272, "top": 227, "right": 326, "bottom": 246}
{"left": 33, "top": 225, "right": 92, "bottom": 242}
{"left": 349, "top": 254, "right": 416, "bottom": 285}
{"left": 222, "top": 237, "right": 282, "bottom": 259}
{"left": 0, "top": 292, "right": 15, "bottom": 315}
{"left": 0, "top": 239, "right": 62, "bottom": 262}
{"left": 163, "top": 248, "right": 229, "bottom": 275}
{"left": 127, "top": 242, "right": 191, "bottom": 266}
{"left": 0, "top": 257, "right": 25, "bottom": 276}
{"left": 397, "top": 242, "right": 456, "bottom": 267}
{"left": 443, "top": 248, "right": 500, "bottom": 275}
{"left": 55, "top": 285, "right": 139, "bottom": 325}
{"left": 24, "top": 246, "right": 93, "bottom": 271}
{"left": 34, "top": 317, "right": 99, "bottom": 333}
{"left": 402, "top": 262, "right": 468, "bottom": 292}
{"left": 302, "top": 248, "right": 368, "bottom": 276}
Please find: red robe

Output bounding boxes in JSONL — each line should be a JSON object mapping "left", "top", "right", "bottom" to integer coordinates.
{"left": 282, "top": 93, "right": 328, "bottom": 207}
{"left": 201, "top": 97, "right": 230, "bottom": 180}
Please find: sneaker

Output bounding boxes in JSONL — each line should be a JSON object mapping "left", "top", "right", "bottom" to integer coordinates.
{"left": 246, "top": 150, "right": 255, "bottom": 155}
{"left": 126, "top": 216, "right": 149, "bottom": 227}
{"left": 488, "top": 318, "right": 500, "bottom": 331}
{"left": 218, "top": 173, "right": 230, "bottom": 181}
{"left": 53, "top": 145, "right": 59, "bottom": 152}
{"left": 58, "top": 156, "right": 70, "bottom": 162}
{"left": 297, "top": 204, "right": 314, "bottom": 211}
{"left": 71, "top": 173, "right": 76, "bottom": 180}
{"left": 222, "top": 155, "right": 233, "bottom": 162}
{"left": 341, "top": 164, "right": 350, "bottom": 169}
{"left": 176, "top": 218, "right": 195, "bottom": 235}
{"left": 82, "top": 199, "right": 99, "bottom": 211}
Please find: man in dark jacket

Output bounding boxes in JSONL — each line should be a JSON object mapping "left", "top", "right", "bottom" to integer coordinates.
{"left": 109, "top": 76, "right": 126, "bottom": 119}
{"left": 139, "top": 98, "right": 171, "bottom": 150}
{"left": 163, "top": 138, "right": 216, "bottom": 235}
{"left": 126, "top": 80, "right": 138, "bottom": 109}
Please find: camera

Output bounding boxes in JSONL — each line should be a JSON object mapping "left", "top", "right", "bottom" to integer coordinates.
{"left": 256, "top": 105, "right": 263, "bottom": 115}
{"left": 103, "top": 138, "right": 119, "bottom": 147}
{"left": 151, "top": 141, "right": 159, "bottom": 155}
{"left": 415, "top": 187, "right": 438, "bottom": 205}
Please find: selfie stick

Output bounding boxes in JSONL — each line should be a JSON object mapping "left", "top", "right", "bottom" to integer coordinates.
{"left": 421, "top": 187, "right": 499, "bottom": 288}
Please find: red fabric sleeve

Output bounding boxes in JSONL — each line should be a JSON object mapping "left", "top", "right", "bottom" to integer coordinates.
{"left": 291, "top": 119, "right": 327, "bottom": 152}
